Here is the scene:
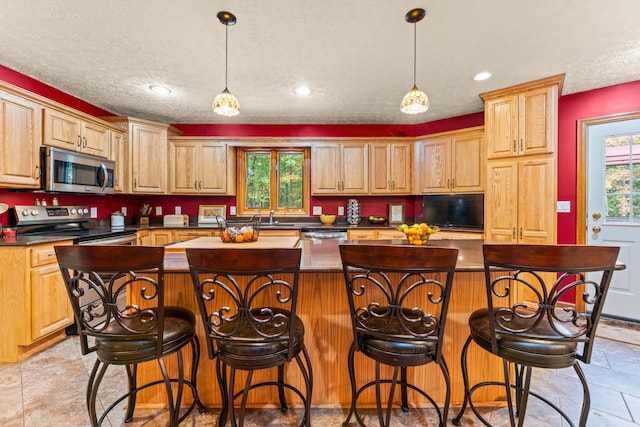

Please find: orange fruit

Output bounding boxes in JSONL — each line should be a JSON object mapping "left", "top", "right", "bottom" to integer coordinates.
{"left": 222, "top": 231, "right": 231, "bottom": 242}
{"left": 235, "top": 234, "right": 244, "bottom": 243}
{"left": 243, "top": 230, "right": 253, "bottom": 241}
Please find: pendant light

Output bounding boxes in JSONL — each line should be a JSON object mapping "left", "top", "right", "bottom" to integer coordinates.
{"left": 400, "top": 8, "right": 429, "bottom": 115}
{"left": 213, "top": 11, "right": 240, "bottom": 117}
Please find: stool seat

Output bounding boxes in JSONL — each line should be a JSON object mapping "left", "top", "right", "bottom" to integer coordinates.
{"left": 453, "top": 244, "right": 621, "bottom": 427}
{"left": 95, "top": 306, "right": 197, "bottom": 364}
{"left": 187, "top": 247, "right": 312, "bottom": 427}
{"left": 55, "top": 245, "right": 204, "bottom": 427}
{"left": 469, "top": 307, "right": 578, "bottom": 369}
{"left": 339, "top": 244, "right": 459, "bottom": 427}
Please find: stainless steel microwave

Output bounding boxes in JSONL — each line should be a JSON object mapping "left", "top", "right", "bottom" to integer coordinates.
{"left": 42, "top": 147, "right": 115, "bottom": 194}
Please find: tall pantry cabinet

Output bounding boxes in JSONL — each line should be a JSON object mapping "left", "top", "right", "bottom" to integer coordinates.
{"left": 482, "top": 75, "right": 564, "bottom": 244}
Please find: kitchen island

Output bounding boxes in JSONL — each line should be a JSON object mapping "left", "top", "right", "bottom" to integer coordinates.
{"left": 134, "top": 238, "right": 505, "bottom": 409}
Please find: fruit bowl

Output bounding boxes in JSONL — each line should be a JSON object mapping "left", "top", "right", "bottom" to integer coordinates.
{"left": 320, "top": 214, "right": 336, "bottom": 225}
{"left": 218, "top": 215, "right": 260, "bottom": 243}
{"left": 397, "top": 223, "right": 440, "bottom": 246}
{"left": 369, "top": 217, "right": 387, "bottom": 224}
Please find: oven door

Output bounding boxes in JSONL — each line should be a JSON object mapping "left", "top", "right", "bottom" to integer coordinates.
{"left": 43, "top": 147, "right": 115, "bottom": 194}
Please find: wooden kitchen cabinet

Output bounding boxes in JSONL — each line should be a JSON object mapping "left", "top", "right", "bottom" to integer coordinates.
{"left": 0, "top": 240, "right": 74, "bottom": 362}
{"left": 370, "top": 142, "right": 412, "bottom": 194}
{"left": 151, "top": 229, "right": 174, "bottom": 246}
{"left": 482, "top": 76, "right": 561, "bottom": 245}
{"left": 173, "top": 229, "right": 217, "bottom": 242}
{"left": 415, "top": 127, "right": 484, "bottom": 194}
{"left": 482, "top": 75, "right": 562, "bottom": 160}
{"left": 43, "top": 107, "right": 110, "bottom": 158}
{"left": 0, "top": 90, "right": 42, "bottom": 188}
{"left": 103, "top": 116, "right": 171, "bottom": 194}
{"left": 168, "top": 138, "right": 236, "bottom": 195}
{"left": 311, "top": 143, "right": 368, "bottom": 195}
{"left": 347, "top": 229, "right": 405, "bottom": 240}
{"left": 137, "top": 229, "right": 151, "bottom": 245}
{"left": 484, "top": 157, "right": 556, "bottom": 244}
{"left": 108, "top": 128, "right": 127, "bottom": 193}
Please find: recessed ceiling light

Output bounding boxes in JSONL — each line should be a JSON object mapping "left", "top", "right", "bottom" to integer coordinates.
{"left": 294, "top": 86, "right": 311, "bottom": 96}
{"left": 473, "top": 71, "right": 492, "bottom": 81}
{"left": 149, "top": 85, "right": 172, "bottom": 95}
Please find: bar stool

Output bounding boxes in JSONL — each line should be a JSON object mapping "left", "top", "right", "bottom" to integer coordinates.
{"left": 339, "top": 243, "right": 459, "bottom": 427}
{"left": 186, "top": 247, "right": 312, "bottom": 427}
{"left": 452, "top": 244, "right": 621, "bottom": 427}
{"left": 55, "top": 245, "right": 204, "bottom": 427}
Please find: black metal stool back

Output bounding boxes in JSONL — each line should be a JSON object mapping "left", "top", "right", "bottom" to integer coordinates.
{"left": 55, "top": 245, "right": 203, "bottom": 427}
{"left": 186, "top": 247, "right": 312, "bottom": 427}
{"left": 453, "top": 243, "right": 621, "bottom": 427}
{"left": 339, "top": 243, "right": 459, "bottom": 427}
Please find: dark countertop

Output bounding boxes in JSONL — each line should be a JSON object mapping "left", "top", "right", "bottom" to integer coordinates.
{"left": 0, "top": 235, "right": 76, "bottom": 246}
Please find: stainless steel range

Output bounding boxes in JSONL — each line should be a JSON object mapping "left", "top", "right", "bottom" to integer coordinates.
{"left": 8, "top": 205, "right": 136, "bottom": 245}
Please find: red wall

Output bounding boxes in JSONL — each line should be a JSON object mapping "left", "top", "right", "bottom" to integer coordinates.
{"left": 556, "top": 80, "right": 640, "bottom": 243}
{"left": 2, "top": 64, "right": 640, "bottom": 232}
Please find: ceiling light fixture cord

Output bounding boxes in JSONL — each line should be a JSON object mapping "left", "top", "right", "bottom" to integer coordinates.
{"left": 413, "top": 20, "right": 417, "bottom": 87}
{"left": 224, "top": 23, "right": 228, "bottom": 90}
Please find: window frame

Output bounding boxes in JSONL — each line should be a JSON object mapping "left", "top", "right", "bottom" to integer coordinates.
{"left": 237, "top": 146, "right": 310, "bottom": 217}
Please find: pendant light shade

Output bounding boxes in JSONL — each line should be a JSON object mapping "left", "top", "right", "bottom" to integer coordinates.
{"left": 213, "top": 11, "right": 240, "bottom": 117}
{"left": 401, "top": 8, "right": 428, "bottom": 115}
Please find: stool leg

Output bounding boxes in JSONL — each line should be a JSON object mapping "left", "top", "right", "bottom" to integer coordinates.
{"left": 238, "top": 369, "right": 254, "bottom": 427}
{"left": 400, "top": 367, "right": 409, "bottom": 411}
{"left": 342, "top": 343, "right": 357, "bottom": 427}
{"left": 452, "top": 335, "right": 472, "bottom": 425}
{"left": 124, "top": 364, "right": 137, "bottom": 422}
{"left": 296, "top": 344, "right": 313, "bottom": 427}
{"left": 574, "top": 362, "right": 591, "bottom": 427}
{"left": 277, "top": 364, "right": 289, "bottom": 411}
{"left": 157, "top": 357, "right": 177, "bottom": 427}
{"left": 515, "top": 366, "right": 533, "bottom": 427}
{"left": 86, "top": 359, "right": 108, "bottom": 427}
{"left": 190, "top": 336, "right": 206, "bottom": 413}
{"left": 502, "top": 358, "right": 517, "bottom": 427}
{"left": 216, "top": 358, "right": 229, "bottom": 427}
{"left": 438, "top": 356, "right": 451, "bottom": 427}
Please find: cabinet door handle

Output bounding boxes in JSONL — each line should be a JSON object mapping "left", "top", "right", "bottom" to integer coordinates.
{"left": 391, "top": 180, "right": 395, "bottom": 190}
{"left": 35, "top": 165, "right": 41, "bottom": 179}
{"left": 451, "top": 178, "right": 455, "bottom": 189}
{"left": 513, "top": 139, "right": 517, "bottom": 153}
{"left": 83, "top": 136, "right": 87, "bottom": 148}
{"left": 77, "top": 135, "right": 82, "bottom": 148}
{"left": 519, "top": 227, "right": 523, "bottom": 239}
{"left": 447, "top": 178, "right": 450, "bottom": 189}
{"left": 199, "top": 180, "right": 202, "bottom": 190}
{"left": 194, "top": 180, "right": 198, "bottom": 190}
{"left": 134, "top": 178, "right": 137, "bottom": 188}
{"left": 520, "top": 138, "right": 523, "bottom": 152}
{"left": 512, "top": 227, "right": 516, "bottom": 239}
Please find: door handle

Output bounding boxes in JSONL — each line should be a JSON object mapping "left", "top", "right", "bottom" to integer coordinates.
{"left": 592, "top": 225, "right": 601, "bottom": 233}
{"left": 592, "top": 212, "right": 602, "bottom": 220}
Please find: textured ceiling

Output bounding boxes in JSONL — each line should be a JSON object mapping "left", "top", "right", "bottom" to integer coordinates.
{"left": 0, "top": 0, "right": 639, "bottom": 125}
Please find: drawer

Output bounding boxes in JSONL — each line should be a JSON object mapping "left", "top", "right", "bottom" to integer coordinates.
{"left": 347, "top": 230, "right": 377, "bottom": 240}
{"left": 376, "top": 230, "right": 406, "bottom": 240}
{"left": 173, "top": 230, "right": 218, "bottom": 241}
{"left": 30, "top": 241, "right": 72, "bottom": 268}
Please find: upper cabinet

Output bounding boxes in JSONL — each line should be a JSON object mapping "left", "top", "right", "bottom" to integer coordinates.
{"left": 102, "top": 116, "right": 171, "bottom": 194}
{"left": 311, "top": 142, "right": 368, "bottom": 195}
{"left": 168, "top": 138, "right": 236, "bottom": 195}
{"left": 482, "top": 75, "right": 563, "bottom": 244}
{"left": 43, "top": 108, "right": 110, "bottom": 158}
{"left": 108, "top": 128, "right": 127, "bottom": 193}
{"left": 0, "top": 90, "right": 42, "bottom": 188}
{"left": 482, "top": 75, "right": 563, "bottom": 159}
{"left": 369, "top": 142, "right": 412, "bottom": 194}
{"left": 414, "top": 127, "right": 484, "bottom": 194}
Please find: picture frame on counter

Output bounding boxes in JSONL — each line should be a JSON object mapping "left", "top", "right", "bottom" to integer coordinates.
{"left": 388, "top": 203, "right": 405, "bottom": 225}
{"left": 198, "top": 205, "right": 226, "bottom": 225}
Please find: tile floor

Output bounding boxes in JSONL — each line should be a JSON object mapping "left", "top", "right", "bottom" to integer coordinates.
{"left": 1, "top": 319, "right": 639, "bottom": 426}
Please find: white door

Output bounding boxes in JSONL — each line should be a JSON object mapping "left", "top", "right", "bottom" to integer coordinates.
{"left": 587, "top": 118, "right": 640, "bottom": 321}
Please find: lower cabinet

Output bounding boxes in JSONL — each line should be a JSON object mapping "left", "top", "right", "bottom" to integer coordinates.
{"left": 347, "top": 229, "right": 406, "bottom": 240}
{"left": 0, "top": 240, "right": 74, "bottom": 362}
{"left": 173, "top": 229, "right": 217, "bottom": 242}
{"left": 429, "top": 231, "right": 484, "bottom": 240}
{"left": 137, "top": 229, "right": 151, "bottom": 245}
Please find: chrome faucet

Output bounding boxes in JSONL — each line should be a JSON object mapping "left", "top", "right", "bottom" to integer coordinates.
{"left": 269, "top": 210, "right": 276, "bottom": 224}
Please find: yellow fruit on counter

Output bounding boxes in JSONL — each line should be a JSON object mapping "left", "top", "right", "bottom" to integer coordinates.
{"left": 396, "top": 222, "right": 439, "bottom": 245}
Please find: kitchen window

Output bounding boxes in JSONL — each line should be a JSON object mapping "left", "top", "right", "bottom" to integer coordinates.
{"left": 237, "top": 147, "right": 310, "bottom": 216}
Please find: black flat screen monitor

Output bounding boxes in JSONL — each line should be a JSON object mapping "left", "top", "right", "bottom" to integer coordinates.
{"left": 422, "top": 194, "right": 484, "bottom": 230}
